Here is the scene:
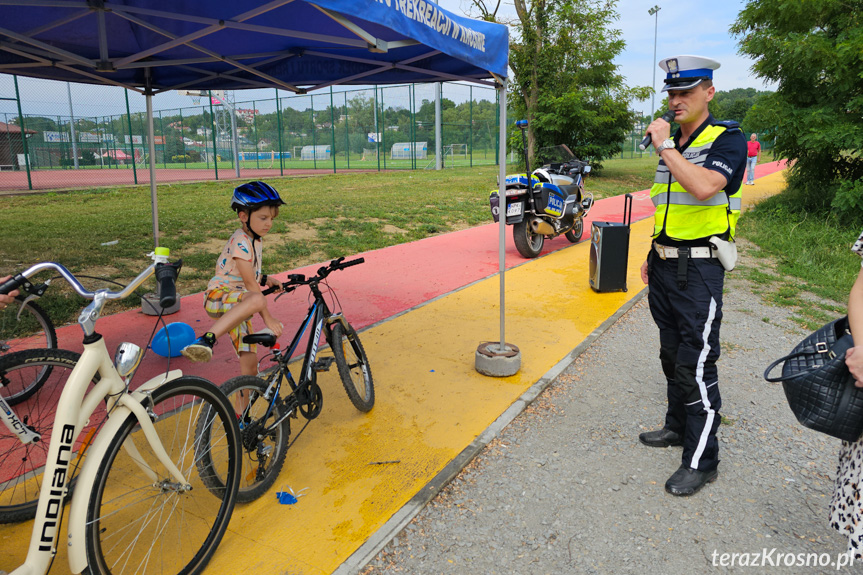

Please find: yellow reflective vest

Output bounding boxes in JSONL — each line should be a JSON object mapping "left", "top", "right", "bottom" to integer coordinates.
{"left": 651, "top": 124, "right": 742, "bottom": 241}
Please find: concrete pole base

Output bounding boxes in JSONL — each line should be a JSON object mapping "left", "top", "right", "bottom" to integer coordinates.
{"left": 475, "top": 342, "right": 521, "bottom": 377}
{"left": 141, "top": 292, "right": 180, "bottom": 316}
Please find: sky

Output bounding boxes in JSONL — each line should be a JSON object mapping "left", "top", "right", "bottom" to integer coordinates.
{"left": 0, "top": 0, "right": 774, "bottom": 120}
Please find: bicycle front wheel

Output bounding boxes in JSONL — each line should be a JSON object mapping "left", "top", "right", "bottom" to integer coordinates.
{"left": 0, "top": 348, "right": 97, "bottom": 524}
{"left": 0, "top": 300, "right": 58, "bottom": 403}
{"left": 330, "top": 321, "right": 375, "bottom": 412}
{"left": 84, "top": 376, "right": 241, "bottom": 575}
{"left": 196, "top": 375, "right": 291, "bottom": 503}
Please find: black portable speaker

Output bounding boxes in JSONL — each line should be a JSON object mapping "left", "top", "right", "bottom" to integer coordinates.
{"left": 589, "top": 193, "right": 633, "bottom": 293}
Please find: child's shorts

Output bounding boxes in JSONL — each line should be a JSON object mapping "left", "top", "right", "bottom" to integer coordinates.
{"left": 204, "top": 287, "right": 256, "bottom": 355}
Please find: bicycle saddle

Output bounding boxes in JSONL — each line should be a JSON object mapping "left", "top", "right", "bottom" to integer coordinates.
{"left": 243, "top": 330, "right": 277, "bottom": 347}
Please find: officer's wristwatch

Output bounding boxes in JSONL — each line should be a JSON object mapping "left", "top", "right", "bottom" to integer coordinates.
{"left": 656, "top": 139, "right": 675, "bottom": 153}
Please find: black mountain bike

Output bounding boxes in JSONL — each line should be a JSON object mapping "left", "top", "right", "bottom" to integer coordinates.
{"left": 1, "top": 278, "right": 57, "bottom": 403}
{"left": 195, "top": 256, "right": 374, "bottom": 502}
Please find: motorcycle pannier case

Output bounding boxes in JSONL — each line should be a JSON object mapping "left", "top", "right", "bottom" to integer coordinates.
{"left": 533, "top": 183, "right": 566, "bottom": 217}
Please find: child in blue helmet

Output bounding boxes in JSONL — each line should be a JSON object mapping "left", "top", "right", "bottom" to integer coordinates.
{"left": 182, "top": 181, "right": 285, "bottom": 375}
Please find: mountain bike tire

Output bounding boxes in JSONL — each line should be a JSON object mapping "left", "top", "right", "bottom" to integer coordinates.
{"left": 196, "top": 374, "right": 291, "bottom": 503}
{"left": 0, "top": 348, "right": 95, "bottom": 524}
{"left": 84, "top": 376, "right": 241, "bottom": 575}
{"left": 330, "top": 321, "right": 375, "bottom": 412}
{"left": 0, "top": 300, "right": 58, "bottom": 404}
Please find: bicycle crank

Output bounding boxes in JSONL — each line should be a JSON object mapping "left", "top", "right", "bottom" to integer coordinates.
{"left": 298, "top": 381, "right": 323, "bottom": 420}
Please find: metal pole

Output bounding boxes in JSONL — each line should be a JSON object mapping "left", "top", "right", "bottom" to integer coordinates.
{"left": 146, "top": 92, "right": 159, "bottom": 249}
{"left": 159, "top": 110, "right": 166, "bottom": 168}
{"left": 124, "top": 89, "right": 137, "bottom": 184}
{"left": 381, "top": 88, "right": 387, "bottom": 170}
{"left": 312, "top": 95, "right": 317, "bottom": 170}
{"left": 374, "top": 86, "right": 381, "bottom": 171}
{"left": 276, "top": 89, "right": 284, "bottom": 175}
{"left": 330, "top": 87, "right": 336, "bottom": 174}
{"left": 229, "top": 93, "right": 240, "bottom": 178}
{"left": 496, "top": 90, "right": 500, "bottom": 165}
{"left": 179, "top": 108, "right": 187, "bottom": 168}
{"left": 649, "top": 5, "right": 661, "bottom": 121}
{"left": 66, "top": 82, "right": 79, "bottom": 169}
{"left": 253, "top": 100, "right": 260, "bottom": 169}
{"left": 345, "top": 91, "right": 350, "bottom": 169}
{"left": 208, "top": 90, "right": 219, "bottom": 180}
{"left": 435, "top": 82, "right": 442, "bottom": 170}
{"left": 410, "top": 85, "right": 416, "bottom": 170}
{"left": 13, "top": 75, "right": 32, "bottom": 190}
{"left": 497, "top": 81, "right": 508, "bottom": 352}
{"left": 469, "top": 86, "right": 473, "bottom": 168}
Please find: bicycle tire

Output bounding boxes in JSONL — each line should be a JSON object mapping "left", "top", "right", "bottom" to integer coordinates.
{"left": 0, "top": 300, "right": 58, "bottom": 404}
{"left": 0, "top": 348, "right": 97, "bottom": 524}
{"left": 84, "top": 376, "right": 241, "bottom": 575}
{"left": 330, "top": 321, "right": 375, "bottom": 412}
{"left": 196, "top": 375, "right": 290, "bottom": 503}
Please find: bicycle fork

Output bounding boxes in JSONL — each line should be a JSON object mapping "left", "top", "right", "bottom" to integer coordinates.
{"left": 0, "top": 388, "right": 41, "bottom": 444}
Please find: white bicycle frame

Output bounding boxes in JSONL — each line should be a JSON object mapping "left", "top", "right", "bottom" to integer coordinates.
{"left": 2, "top": 257, "right": 186, "bottom": 575}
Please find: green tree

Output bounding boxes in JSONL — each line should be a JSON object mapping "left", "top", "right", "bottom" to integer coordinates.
{"left": 731, "top": 0, "right": 863, "bottom": 222}
{"left": 472, "top": 0, "right": 649, "bottom": 167}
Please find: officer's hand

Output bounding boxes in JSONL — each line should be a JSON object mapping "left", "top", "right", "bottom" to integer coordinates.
{"left": 647, "top": 116, "right": 672, "bottom": 149}
{"left": 640, "top": 260, "right": 649, "bottom": 285}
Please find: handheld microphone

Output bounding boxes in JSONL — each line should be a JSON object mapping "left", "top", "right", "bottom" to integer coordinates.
{"left": 639, "top": 110, "right": 676, "bottom": 150}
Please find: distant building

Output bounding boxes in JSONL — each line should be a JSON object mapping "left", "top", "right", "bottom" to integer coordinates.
{"left": 0, "top": 120, "right": 37, "bottom": 169}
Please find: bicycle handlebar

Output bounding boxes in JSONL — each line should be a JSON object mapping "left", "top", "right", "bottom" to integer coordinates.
{"left": 262, "top": 257, "right": 365, "bottom": 296}
{"left": 0, "top": 258, "right": 183, "bottom": 303}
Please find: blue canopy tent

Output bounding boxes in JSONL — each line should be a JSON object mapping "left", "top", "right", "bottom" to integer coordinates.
{"left": 0, "top": 0, "right": 516, "bottom": 368}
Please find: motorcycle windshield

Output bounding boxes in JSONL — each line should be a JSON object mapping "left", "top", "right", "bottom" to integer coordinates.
{"left": 536, "top": 145, "right": 576, "bottom": 165}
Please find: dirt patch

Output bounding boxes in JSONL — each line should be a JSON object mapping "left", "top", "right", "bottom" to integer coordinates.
{"left": 382, "top": 225, "right": 407, "bottom": 235}
{"left": 190, "top": 238, "right": 227, "bottom": 254}
{"left": 268, "top": 224, "right": 318, "bottom": 243}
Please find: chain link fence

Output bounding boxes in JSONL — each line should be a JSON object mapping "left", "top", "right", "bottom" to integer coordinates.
{"left": 0, "top": 75, "right": 505, "bottom": 191}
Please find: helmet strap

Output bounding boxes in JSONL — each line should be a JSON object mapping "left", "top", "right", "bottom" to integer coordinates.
{"left": 239, "top": 210, "right": 263, "bottom": 243}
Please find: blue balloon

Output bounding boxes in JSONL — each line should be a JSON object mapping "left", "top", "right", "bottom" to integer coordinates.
{"left": 151, "top": 322, "right": 195, "bottom": 358}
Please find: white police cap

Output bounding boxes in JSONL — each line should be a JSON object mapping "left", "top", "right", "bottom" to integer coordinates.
{"left": 659, "top": 55, "right": 720, "bottom": 92}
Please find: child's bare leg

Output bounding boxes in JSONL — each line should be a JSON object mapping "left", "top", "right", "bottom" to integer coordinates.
{"left": 209, "top": 292, "right": 266, "bottom": 338}
{"left": 239, "top": 351, "right": 258, "bottom": 377}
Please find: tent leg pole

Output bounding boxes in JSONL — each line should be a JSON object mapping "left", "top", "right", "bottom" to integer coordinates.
{"left": 497, "top": 83, "right": 507, "bottom": 354}
{"left": 146, "top": 92, "right": 159, "bottom": 249}
{"left": 475, "top": 79, "right": 520, "bottom": 378}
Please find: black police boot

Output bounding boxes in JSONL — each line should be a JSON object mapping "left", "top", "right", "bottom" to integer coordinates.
{"left": 638, "top": 428, "right": 683, "bottom": 447}
{"left": 665, "top": 465, "right": 718, "bottom": 496}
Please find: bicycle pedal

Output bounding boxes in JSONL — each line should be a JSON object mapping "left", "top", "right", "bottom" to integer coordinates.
{"left": 313, "top": 357, "right": 336, "bottom": 372}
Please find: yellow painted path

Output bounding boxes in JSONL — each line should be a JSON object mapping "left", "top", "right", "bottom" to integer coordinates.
{"left": 0, "top": 169, "right": 789, "bottom": 575}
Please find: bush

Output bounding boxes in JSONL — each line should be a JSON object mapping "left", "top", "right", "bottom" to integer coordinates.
{"left": 171, "top": 154, "right": 191, "bottom": 163}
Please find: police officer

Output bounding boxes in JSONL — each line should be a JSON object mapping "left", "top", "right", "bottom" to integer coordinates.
{"left": 638, "top": 55, "right": 746, "bottom": 496}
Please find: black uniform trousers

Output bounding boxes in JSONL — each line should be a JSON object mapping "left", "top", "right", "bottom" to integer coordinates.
{"left": 647, "top": 249, "right": 724, "bottom": 472}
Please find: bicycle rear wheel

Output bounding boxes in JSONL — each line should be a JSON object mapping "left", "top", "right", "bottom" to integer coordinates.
{"left": 330, "top": 321, "right": 375, "bottom": 412}
{"left": 0, "top": 300, "right": 58, "bottom": 403}
{"left": 84, "top": 376, "right": 241, "bottom": 575}
{"left": 196, "top": 375, "right": 290, "bottom": 503}
{"left": 0, "top": 348, "right": 97, "bottom": 524}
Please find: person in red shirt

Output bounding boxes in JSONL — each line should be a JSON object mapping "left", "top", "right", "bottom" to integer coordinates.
{"left": 745, "top": 133, "right": 761, "bottom": 185}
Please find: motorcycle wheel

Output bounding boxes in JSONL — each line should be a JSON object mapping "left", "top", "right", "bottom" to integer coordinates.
{"left": 513, "top": 220, "right": 544, "bottom": 258}
{"left": 564, "top": 218, "right": 584, "bottom": 243}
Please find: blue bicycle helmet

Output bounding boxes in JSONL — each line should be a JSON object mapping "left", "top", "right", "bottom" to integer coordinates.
{"left": 230, "top": 181, "right": 285, "bottom": 212}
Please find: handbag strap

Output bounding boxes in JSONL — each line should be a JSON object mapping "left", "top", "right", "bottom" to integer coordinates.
{"left": 764, "top": 333, "right": 855, "bottom": 383}
{"left": 764, "top": 350, "right": 827, "bottom": 382}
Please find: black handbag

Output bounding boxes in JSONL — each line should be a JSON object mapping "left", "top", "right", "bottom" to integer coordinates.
{"left": 764, "top": 316, "right": 863, "bottom": 442}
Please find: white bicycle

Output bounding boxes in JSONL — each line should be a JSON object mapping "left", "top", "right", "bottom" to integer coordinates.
{"left": 0, "top": 251, "right": 241, "bottom": 575}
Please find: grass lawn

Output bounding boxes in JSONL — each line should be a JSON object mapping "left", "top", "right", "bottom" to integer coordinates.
{"left": 1, "top": 157, "right": 658, "bottom": 326}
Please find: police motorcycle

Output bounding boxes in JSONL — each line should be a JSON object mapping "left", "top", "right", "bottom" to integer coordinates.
{"left": 489, "top": 120, "right": 594, "bottom": 259}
